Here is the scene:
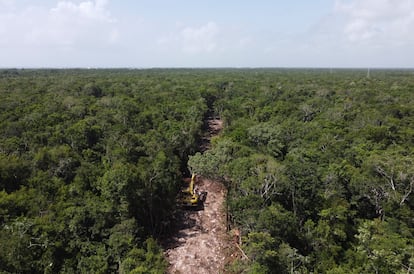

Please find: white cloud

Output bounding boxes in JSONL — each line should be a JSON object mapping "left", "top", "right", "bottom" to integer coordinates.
{"left": 1, "top": 1, "right": 412, "bottom": 67}
{"left": 51, "top": 0, "right": 114, "bottom": 22}
{"left": 43, "top": 0, "right": 116, "bottom": 47}
{"left": 180, "top": 22, "right": 219, "bottom": 54}
{"left": 0, "top": 0, "right": 14, "bottom": 9}
{"left": 0, "top": 0, "right": 118, "bottom": 66}
{"left": 158, "top": 22, "right": 220, "bottom": 55}
{"left": 335, "top": 0, "right": 414, "bottom": 45}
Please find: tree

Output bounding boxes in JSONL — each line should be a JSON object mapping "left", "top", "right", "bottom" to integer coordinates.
{"left": 352, "top": 219, "right": 414, "bottom": 273}
{"left": 0, "top": 154, "right": 31, "bottom": 192}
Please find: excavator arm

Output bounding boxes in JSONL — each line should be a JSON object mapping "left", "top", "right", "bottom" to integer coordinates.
{"left": 179, "top": 173, "right": 204, "bottom": 208}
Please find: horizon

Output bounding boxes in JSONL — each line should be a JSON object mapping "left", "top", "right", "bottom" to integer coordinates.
{"left": 1, "top": 67, "right": 414, "bottom": 70}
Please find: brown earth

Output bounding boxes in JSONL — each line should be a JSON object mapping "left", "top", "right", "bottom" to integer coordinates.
{"left": 164, "top": 177, "right": 230, "bottom": 273}
{"left": 199, "top": 117, "right": 223, "bottom": 152}
{"left": 164, "top": 117, "right": 234, "bottom": 273}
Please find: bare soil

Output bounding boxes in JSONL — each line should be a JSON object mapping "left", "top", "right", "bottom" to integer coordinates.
{"left": 199, "top": 117, "right": 223, "bottom": 152}
{"left": 164, "top": 178, "right": 230, "bottom": 273}
{"left": 164, "top": 117, "right": 233, "bottom": 274}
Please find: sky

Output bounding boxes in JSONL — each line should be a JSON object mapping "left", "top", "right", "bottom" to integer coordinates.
{"left": 0, "top": 0, "right": 413, "bottom": 68}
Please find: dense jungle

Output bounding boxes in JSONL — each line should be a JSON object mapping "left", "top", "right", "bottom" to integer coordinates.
{"left": 1, "top": 68, "right": 414, "bottom": 273}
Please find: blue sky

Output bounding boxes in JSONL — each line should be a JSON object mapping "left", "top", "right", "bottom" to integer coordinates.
{"left": 1, "top": 0, "right": 413, "bottom": 68}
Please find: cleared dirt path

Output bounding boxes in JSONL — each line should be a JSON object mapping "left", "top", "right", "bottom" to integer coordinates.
{"left": 164, "top": 178, "right": 229, "bottom": 273}
{"left": 199, "top": 117, "right": 223, "bottom": 152}
{"left": 164, "top": 117, "right": 231, "bottom": 274}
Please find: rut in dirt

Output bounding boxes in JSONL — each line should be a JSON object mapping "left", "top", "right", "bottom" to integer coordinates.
{"left": 163, "top": 116, "right": 232, "bottom": 274}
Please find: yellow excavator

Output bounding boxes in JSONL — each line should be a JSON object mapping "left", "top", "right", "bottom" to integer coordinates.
{"left": 179, "top": 173, "right": 207, "bottom": 208}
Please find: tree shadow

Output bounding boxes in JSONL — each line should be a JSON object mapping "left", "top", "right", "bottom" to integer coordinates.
{"left": 161, "top": 195, "right": 208, "bottom": 250}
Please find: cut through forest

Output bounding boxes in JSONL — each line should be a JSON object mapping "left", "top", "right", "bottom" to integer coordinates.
{"left": 164, "top": 116, "right": 231, "bottom": 274}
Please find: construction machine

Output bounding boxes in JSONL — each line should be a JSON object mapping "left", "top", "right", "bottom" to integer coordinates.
{"left": 179, "top": 173, "right": 207, "bottom": 208}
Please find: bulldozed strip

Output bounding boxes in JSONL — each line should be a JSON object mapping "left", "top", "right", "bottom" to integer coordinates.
{"left": 164, "top": 178, "right": 230, "bottom": 274}
{"left": 163, "top": 117, "right": 234, "bottom": 273}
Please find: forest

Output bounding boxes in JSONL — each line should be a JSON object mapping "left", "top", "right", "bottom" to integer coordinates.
{"left": 1, "top": 68, "right": 414, "bottom": 273}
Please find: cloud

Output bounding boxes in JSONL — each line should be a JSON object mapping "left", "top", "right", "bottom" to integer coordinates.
{"left": 158, "top": 22, "right": 220, "bottom": 54}
{"left": 42, "top": 0, "right": 116, "bottom": 47}
{"left": 180, "top": 22, "right": 219, "bottom": 54}
{"left": 0, "top": 0, "right": 118, "bottom": 66}
{"left": 287, "top": 0, "right": 414, "bottom": 67}
{"left": 51, "top": 0, "right": 114, "bottom": 22}
{"left": 0, "top": 0, "right": 14, "bottom": 9}
{"left": 1, "top": 1, "right": 412, "bottom": 67}
{"left": 335, "top": 0, "right": 414, "bottom": 45}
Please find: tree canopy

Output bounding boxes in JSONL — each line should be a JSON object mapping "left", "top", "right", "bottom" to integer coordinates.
{"left": 1, "top": 68, "right": 414, "bottom": 273}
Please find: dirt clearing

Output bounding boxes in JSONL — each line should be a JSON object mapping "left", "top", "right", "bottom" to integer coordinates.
{"left": 199, "top": 117, "right": 223, "bottom": 152}
{"left": 164, "top": 178, "right": 230, "bottom": 273}
{"left": 163, "top": 117, "right": 232, "bottom": 273}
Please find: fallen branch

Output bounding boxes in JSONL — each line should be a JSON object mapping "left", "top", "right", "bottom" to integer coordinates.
{"left": 236, "top": 243, "right": 249, "bottom": 261}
